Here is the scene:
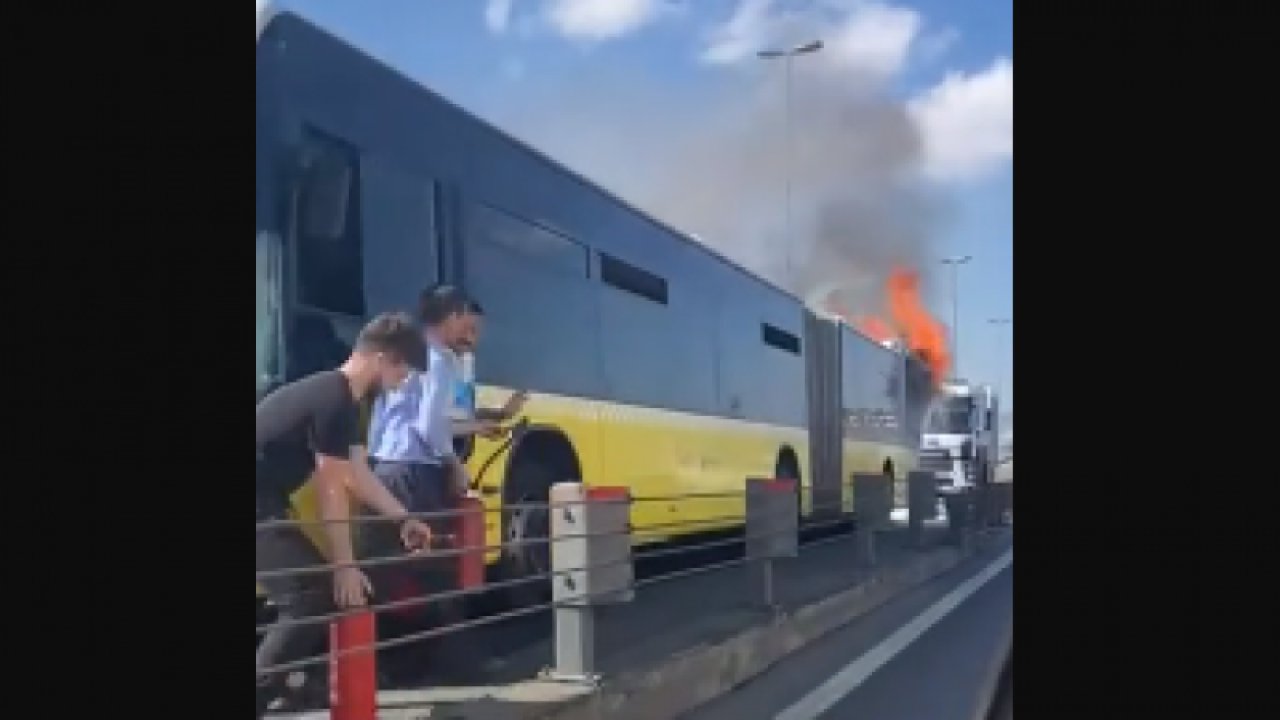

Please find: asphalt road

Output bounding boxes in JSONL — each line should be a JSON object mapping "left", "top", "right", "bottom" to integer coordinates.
{"left": 682, "top": 548, "right": 1012, "bottom": 720}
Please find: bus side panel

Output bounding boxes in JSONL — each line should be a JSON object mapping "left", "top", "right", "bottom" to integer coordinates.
{"left": 839, "top": 327, "right": 913, "bottom": 515}
{"left": 260, "top": 14, "right": 816, "bottom": 566}
{"left": 805, "top": 313, "right": 843, "bottom": 518}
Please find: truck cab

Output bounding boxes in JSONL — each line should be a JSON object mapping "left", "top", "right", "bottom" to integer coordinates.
{"left": 918, "top": 380, "right": 999, "bottom": 494}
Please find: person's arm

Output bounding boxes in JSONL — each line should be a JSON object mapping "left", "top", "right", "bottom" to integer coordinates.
{"left": 452, "top": 417, "right": 503, "bottom": 437}
{"left": 473, "top": 390, "right": 529, "bottom": 423}
{"left": 310, "top": 402, "right": 371, "bottom": 607}
{"left": 414, "top": 369, "right": 473, "bottom": 492}
{"left": 311, "top": 453, "right": 358, "bottom": 567}
{"left": 412, "top": 368, "right": 459, "bottom": 464}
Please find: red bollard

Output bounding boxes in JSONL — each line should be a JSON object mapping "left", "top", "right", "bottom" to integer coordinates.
{"left": 329, "top": 610, "right": 377, "bottom": 720}
{"left": 457, "top": 495, "right": 486, "bottom": 590}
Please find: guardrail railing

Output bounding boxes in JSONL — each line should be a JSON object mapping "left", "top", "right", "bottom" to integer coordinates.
{"left": 255, "top": 471, "right": 1012, "bottom": 719}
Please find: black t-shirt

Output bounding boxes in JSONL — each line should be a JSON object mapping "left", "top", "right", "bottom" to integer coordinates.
{"left": 256, "top": 370, "right": 360, "bottom": 517}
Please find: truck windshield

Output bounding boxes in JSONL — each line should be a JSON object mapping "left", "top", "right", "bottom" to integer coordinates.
{"left": 925, "top": 396, "right": 974, "bottom": 434}
{"left": 256, "top": 231, "right": 284, "bottom": 398}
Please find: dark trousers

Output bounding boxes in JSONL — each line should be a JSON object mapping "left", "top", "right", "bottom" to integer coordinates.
{"left": 255, "top": 516, "right": 333, "bottom": 716}
{"left": 361, "top": 459, "right": 454, "bottom": 615}
{"left": 360, "top": 460, "right": 453, "bottom": 579}
{"left": 362, "top": 459, "right": 481, "bottom": 683}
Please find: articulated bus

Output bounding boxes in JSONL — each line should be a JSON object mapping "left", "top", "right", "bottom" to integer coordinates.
{"left": 256, "top": 10, "right": 933, "bottom": 603}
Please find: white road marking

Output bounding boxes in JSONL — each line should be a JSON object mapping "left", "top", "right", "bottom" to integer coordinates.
{"left": 774, "top": 549, "right": 1013, "bottom": 720}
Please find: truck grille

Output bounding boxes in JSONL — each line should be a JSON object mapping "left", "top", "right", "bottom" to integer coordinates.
{"left": 918, "top": 448, "right": 952, "bottom": 473}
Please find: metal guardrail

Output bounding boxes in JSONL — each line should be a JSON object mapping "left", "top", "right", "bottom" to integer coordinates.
{"left": 255, "top": 472, "right": 1013, "bottom": 719}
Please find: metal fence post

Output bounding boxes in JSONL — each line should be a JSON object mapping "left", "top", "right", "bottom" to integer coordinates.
{"left": 457, "top": 495, "right": 486, "bottom": 590}
{"left": 993, "top": 482, "right": 1012, "bottom": 525}
{"left": 746, "top": 478, "right": 798, "bottom": 611}
{"left": 983, "top": 480, "right": 1012, "bottom": 527}
{"left": 906, "top": 470, "right": 937, "bottom": 549}
{"left": 852, "top": 473, "right": 891, "bottom": 567}
{"left": 547, "top": 483, "right": 633, "bottom": 685}
{"left": 943, "top": 489, "right": 975, "bottom": 551}
{"left": 329, "top": 610, "right": 376, "bottom": 720}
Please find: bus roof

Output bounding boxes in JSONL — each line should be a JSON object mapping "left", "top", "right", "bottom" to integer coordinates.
{"left": 256, "top": 9, "right": 805, "bottom": 309}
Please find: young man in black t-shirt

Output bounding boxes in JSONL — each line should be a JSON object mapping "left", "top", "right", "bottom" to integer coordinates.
{"left": 255, "top": 312, "right": 433, "bottom": 716}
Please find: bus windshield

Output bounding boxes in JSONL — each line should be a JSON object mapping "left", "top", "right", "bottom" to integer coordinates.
{"left": 256, "top": 231, "right": 284, "bottom": 398}
{"left": 925, "top": 396, "right": 974, "bottom": 434}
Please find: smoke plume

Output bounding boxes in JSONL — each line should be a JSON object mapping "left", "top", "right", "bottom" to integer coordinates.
{"left": 495, "top": 54, "right": 946, "bottom": 317}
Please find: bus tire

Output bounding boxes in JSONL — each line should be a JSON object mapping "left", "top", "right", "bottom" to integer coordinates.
{"left": 775, "top": 448, "right": 802, "bottom": 521}
{"left": 882, "top": 459, "right": 899, "bottom": 509}
{"left": 500, "top": 456, "right": 572, "bottom": 608}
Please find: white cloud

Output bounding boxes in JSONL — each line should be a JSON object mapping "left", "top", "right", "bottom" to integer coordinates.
{"left": 546, "top": 0, "right": 663, "bottom": 41}
{"left": 909, "top": 57, "right": 1013, "bottom": 182}
{"left": 701, "top": 0, "right": 938, "bottom": 81}
{"left": 701, "top": 0, "right": 776, "bottom": 65}
{"left": 824, "top": 2, "right": 922, "bottom": 80}
{"left": 485, "top": 0, "right": 515, "bottom": 34}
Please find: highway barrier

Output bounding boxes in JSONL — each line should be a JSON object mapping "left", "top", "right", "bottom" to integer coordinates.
{"left": 852, "top": 473, "right": 892, "bottom": 567}
{"left": 254, "top": 469, "right": 1003, "bottom": 718}
{"left": 907, "top": 469, "right": 938, "bottom": 548}
{"left": 547, "top": 483, "right": 634, "bottom": 684}
{"left": 745, "top": 478, "right": 799, "bottom": 610}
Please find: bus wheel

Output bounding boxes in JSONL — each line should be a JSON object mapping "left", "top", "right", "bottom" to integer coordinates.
{"left": 775, "top": 450, "right": 802, "bottom": 521}
{"left": 502, "top": 460, "right": 557, "bottom": 607}
{"left": 882, "top": 459, "right": 899, "bottom": 509}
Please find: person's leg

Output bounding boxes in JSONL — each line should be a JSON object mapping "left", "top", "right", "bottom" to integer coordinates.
{"left": 256, "top": 524, "right": 334, "bottom": 716}
{"left": 409, "top": 464, "right": 489, "bottom": 683}
{"left": 364, "top": 460, "right": 434, "bottom": 683}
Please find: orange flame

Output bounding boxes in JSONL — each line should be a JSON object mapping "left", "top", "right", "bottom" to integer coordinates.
{"left": 885, "top": 267, "right": 950, "bottom": 386}
{"left": 821, "top": 269, "right": 951, "bottom": 387}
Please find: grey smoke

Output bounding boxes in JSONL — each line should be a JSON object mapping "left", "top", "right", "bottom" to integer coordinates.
{"left": 494, "top": 55, "right": 945, "bottom": 317}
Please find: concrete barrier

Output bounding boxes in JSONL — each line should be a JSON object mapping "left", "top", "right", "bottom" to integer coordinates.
{"left": 324, "top": 531, "right": 1010, "bottom": 720}
{"left": 543, "top": 532, "right": 1007, "bottom": 720}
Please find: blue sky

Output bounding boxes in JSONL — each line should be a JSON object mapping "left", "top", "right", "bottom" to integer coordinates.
{"left": 260, "top": 0, "right": 1012, "bottom": 411}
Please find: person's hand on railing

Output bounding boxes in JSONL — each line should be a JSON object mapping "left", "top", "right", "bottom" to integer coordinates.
{"left": 334, "top": 566, "right": 372, "bottom": 608}
{"left": 400, "top": 517, "right": 434, "bottom": 553}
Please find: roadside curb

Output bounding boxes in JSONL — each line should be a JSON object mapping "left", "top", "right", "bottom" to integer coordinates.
{"left": 315, "top": 531, "right": 1008, "bottom": 720}
{"left": 544, "top": 531, "right": 1008, "bottom": 720}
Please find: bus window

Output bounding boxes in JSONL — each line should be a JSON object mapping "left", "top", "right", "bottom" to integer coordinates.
{"left": 464, "top": 202, "right": 600, "bottom": 398}
{"left": 288, "top": 311, "right": 355, "bottom": 380}
{"left": 255, "top": 231, "right": 284, "bottom": 397}
{"left": 601, "top": 253, "right": 668, "bottom": 305}
{"left": 360, "top": 155, "right": 440, "bottom": 315}
{"left": 761, "top": 323, "right": 801, "bottom": 355}
{"left": 296, "top": 129, "right": 365, "bottom": 319}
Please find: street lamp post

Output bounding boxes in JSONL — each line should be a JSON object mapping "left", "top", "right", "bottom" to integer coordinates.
{"left": 987, "top": 317, "right": 1011, "bottom": 401}
{"left": 758, "top": 40, "right": 823, "bottom": 289}
{"left": 940, "top": 255, "right": 973, "bottom": 376}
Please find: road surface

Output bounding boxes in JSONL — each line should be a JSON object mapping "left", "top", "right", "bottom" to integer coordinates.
{"left": 682, "top": 548, "right": 1012, "bottom": 720}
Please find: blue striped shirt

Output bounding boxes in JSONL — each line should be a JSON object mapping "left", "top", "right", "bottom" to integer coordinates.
{"left": 367, "top": 339, "right": 459, "bottom": 464}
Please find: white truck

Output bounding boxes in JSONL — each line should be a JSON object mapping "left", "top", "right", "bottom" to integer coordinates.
{"left": 918, "top": 379, "right": 1000, "bottom": 494}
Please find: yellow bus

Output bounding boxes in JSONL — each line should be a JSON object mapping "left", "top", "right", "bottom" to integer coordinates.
{"left": 255, "top": 10, "right": 933, "bottom": 604}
